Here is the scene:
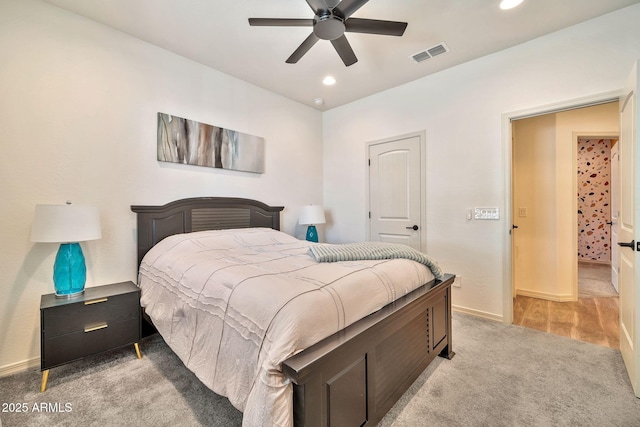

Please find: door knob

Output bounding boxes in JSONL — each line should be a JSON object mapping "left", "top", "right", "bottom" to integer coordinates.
{"left": 606, "top": 221, "right": 613, "bottom": 226}
{"left": 512, "top": 225, "right": 519, "bottom": 229}
{"left": 618, "top": 240, "right": 635, "bottom": 249}
{"left": 406, "top": 225, "right": 419, "bottom": 231}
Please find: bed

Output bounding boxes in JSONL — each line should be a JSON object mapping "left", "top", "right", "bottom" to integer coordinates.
{"left": 131, "top": 197, "right": 454, "bottom": 427}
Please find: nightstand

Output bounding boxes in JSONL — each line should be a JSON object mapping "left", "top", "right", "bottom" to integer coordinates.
{"left": 40, "top": 281, "right": 142, "bottom": 392}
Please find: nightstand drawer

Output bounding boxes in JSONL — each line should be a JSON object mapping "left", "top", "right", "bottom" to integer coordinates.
{"left": 43, "top": 292, "right": 139, "bottom": 338}
{"left": 39, "top": 282, "right": 143, "bottom": 390}
{"left": 42, "top": 317, "right": 140, "bottom": 369}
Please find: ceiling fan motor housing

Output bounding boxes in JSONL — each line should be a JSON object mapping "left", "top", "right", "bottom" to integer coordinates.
{"left": 314, "top": 11, "right": 345, "bottom": 40}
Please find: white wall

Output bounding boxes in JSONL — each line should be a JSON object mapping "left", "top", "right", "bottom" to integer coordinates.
{"left": 323, "top": 4, "right": 640, "bottom": 320}
{"left": 0, "top": 0, "right": 322, "bottom": 372}
{"left": 4, "top": 1, "right": 640, "bottom": 373}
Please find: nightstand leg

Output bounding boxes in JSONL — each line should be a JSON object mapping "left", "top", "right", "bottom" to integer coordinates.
{"left": 40, "top": 370, "right": 49, "bottom": 392}
{"left": 134, "top": 342, "right": 142, "bottom": 359}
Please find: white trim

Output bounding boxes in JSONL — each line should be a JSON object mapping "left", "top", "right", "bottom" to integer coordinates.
{"left": 502, "top": 90, "right": 623, "bottom": 325}
{"left": 501, "top": 111, "right": 514, "bottom": 325}
{"left": 515, "top": 289, "right": 576, "bottom": 302}
{"left": 0, "top": 357, "right": 39, "bottom": 378}
{"left": 452, "top": 305, "right": 503, "bottom": 322}
{"left": 505, "top": 91, "right": 621, "bottom": 122}
{"left": 509, "top": 97, "right": 619, "bottom": 121}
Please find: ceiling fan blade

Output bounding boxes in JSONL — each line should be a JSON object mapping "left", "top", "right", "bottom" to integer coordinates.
{"left": 345, "top": 18, "right": 407, "bottom": 36}
{"left": 249, "top": 18, "right": 314, "bottom": 27}
{"left": 286, "top": 33, "right": 320, "bottom": 64}
{"left": 331, "top": 35, "right": 358, "bottom": 66}
{"left": 305, "top": 0, "right": 329, "bottom": 14}
{"left": 336, "top": 0, "right": 369, "bottom": 18}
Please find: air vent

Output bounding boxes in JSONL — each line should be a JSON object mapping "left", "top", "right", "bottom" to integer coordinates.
{"left": 412, "top": 51, "right": 431, "bottom": 63}
{"left": 410, "top": 42, "right": 449, "bottom": 63}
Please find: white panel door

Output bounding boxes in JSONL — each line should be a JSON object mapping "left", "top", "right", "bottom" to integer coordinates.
{"left": 611, "top": 141, "right": 620, "bottom": 292}
{"left": 369, "top": 135, "right": 422, "bottom": 250}
{"left": 619, "top": 61, "right": 640, "bottom": 397}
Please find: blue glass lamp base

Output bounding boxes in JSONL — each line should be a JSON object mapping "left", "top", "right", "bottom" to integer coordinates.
{"left": 305, "top": 225, "right": 318, "bottom": 243}
{"left": 53, "top": 243, "right": 87, "bottom": 298}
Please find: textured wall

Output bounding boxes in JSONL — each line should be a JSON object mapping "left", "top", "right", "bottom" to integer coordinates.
{"left": 323, "top": 5, "right": 640, "bottom": 318}
{"left": 577, "top": 139, "right": 614, "bottom": 262}
{"left": 0, "top": 0, "right": 322, "bottom": 372}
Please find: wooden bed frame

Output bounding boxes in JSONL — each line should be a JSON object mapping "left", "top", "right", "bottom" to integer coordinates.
{"left": 131, "top": 197, "right": 454, "bottom": 427}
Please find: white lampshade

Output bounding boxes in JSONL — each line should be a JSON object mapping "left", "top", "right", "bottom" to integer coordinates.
{"left": 299, "top": 205, "right": 326, "bottom": 225}
{"left": 31, "top": 204, "right": 102, "bottom": 243}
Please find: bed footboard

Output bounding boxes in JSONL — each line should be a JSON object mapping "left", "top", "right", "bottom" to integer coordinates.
{"left": 282, "top": 274, "right": 455, "bottom": 427}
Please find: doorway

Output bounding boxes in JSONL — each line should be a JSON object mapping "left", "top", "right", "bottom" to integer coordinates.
{"left": 510, "top": 102, "right": 620, "bottom": 348}
{"left": 577, "top": 136, "right": 620, "bottom": 299}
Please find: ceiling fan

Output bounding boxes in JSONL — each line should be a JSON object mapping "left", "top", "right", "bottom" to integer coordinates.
{"left": 248, "top": 0, "right": 408, "bottom": 67}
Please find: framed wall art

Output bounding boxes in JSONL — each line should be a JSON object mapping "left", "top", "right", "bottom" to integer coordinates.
{"left": 157, "top": 112, "right": 265, "bottom": 174}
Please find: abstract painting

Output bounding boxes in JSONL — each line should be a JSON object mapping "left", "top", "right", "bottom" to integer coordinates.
{"left": 157, "top": 113, "right": 265, "bottom": 173}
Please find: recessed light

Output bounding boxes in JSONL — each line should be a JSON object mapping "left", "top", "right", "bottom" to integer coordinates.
{"left": 313, "top": 97, "right": 325, "bottom": 106}
{"left": 500, "top": 0, "right": 523, "bottom": 10}
{"left": 322, "top": 76, "right": 336, "bottom": 86}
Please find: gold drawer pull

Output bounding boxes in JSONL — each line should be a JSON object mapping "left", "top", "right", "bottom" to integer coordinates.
{"left": 84, "top": 298, "right": 108, "bottom": 305}
{"left": 84, "top": 324, "right": 108, "bottom": 333}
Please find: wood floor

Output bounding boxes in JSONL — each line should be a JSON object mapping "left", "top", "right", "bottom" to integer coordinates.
{"left": 513, "top": 295, "right": 619, "bottom": 348}
{"left": 514, "top": 262, "right": 620, "bottom": 349}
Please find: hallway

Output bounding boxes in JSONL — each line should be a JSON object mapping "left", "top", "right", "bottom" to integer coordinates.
{"left": 513, "top": 263, "right": 619, "bottom": 349}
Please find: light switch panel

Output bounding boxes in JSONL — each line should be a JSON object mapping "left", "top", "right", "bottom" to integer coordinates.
{"left": 474, "top": 208, "right": 500, "bottom": 220}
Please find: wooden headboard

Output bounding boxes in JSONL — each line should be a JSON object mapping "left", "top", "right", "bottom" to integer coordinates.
{"left": 131, "top": 197, "right": 284, "bottom": 265}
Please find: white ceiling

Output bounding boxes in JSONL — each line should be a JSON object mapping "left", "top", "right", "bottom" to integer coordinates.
{"left": 43, "top": 0, "right": 640, "bottom": 111}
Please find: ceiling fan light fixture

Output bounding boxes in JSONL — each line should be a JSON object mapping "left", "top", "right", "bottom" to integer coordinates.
{"left": 500, "top": 0, "right": 524, "bottom": 10}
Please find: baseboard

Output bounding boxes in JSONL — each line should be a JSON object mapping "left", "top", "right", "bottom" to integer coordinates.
{"left": 452, "top": 305, "right": 503, "bottom": 322}
{"left": 0, "top": 357, "right": 40, "bottom": 378}
{"left": 515, "top": 289, "right": 576, "bottom": 302}
{"left": 578, "top": 259, "right": 611, "bottom": 266}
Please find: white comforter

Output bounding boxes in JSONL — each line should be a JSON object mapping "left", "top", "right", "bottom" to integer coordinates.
{"left": 138, "top": 228, "right": 437, "bottom": 426}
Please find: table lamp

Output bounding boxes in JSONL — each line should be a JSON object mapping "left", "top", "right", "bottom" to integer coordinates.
{"left": 31, "top": 203, "right": 102, "bottom": 298}
{"left": 299, "top": 205, "right": 325, "bottom": 243}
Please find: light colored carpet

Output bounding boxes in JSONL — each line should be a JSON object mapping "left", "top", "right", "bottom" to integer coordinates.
{"left": 0, "top": 336, "right": 242, "bottom": 427}
{"left": 578, "top": 262, "right": 618, "bottom": 298}
{"left": 380, "top": 313, "right": 639, "bottom": 426}
{"left": 1, "top": 313, "right": 638, "bottom": 426}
